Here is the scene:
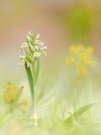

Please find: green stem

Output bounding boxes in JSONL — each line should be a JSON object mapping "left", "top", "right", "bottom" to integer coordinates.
{"left": 25, "top": 58, "right": 40, "bottom": 125}
{"left": 35, "top": 58, "right": 40, "bottom": 85}
{"left": 33, "top": 86, "right": 37, "bottom": 110}
{"left": 32, "top": 58, "right": 40, "bottom": 105}
{"left": 25, "top": 62, "right": 34, "bottom": 102}
{"left": 32, "top": 58, "right": 40, "bottom": 125}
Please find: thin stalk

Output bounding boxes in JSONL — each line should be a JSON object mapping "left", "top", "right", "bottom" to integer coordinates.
{"left": 31, "top": 58, "right": 40, "bottom": 126}
{"left": 25, "top": 62, "right": 34, "bottom": 103}
{"left": 35, "top": 58, "right": 40, "bottom": 85}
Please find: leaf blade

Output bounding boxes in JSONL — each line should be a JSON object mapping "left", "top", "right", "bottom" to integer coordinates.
{"left": 25, "top": 62, "right": 34, "bottom": 101}
{"left": 64, "top": 103, "right": 94, "bottom": 126}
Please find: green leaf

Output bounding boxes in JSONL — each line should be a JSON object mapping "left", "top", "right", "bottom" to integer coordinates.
{"left": 32, "top": 58, "right": 40, "bottom": 86}
{"left": 35, "top": 58, "right": 40, "bottom": 85}
{"left": 64, "top": 103, "right": 94, "bottom": 126}
{"left": 25, "top": 62, "right": 34, "bottom": 101}
{"left": 25, "top": 54, "right": 33, "bottom": 64}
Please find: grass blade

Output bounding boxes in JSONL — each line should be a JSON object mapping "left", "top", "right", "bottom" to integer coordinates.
{"left": 25, "top": 62, "right": 34, "bottom": 101}
{"left": 64, "top": 103, "right": 94, "bottom": 126}
{"left": 35, "top": 58, "right": 40, "bottom": 85}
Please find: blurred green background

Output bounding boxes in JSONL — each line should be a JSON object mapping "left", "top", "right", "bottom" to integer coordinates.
{"left": 0, "top": 1, "right": 101, "bottom": 134}
{"left": 0, "top": 0, "right": 101, "bottom": 84}
{"left": 0, "top": 0, "right": 101, "bottom": 68}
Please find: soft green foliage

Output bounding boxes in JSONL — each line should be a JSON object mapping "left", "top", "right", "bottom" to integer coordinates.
{"left": 25, "top": 62, "right": 34, "bottom": 101}
{"left": 62, "top": 3, "right": 92, "bottom": 41}
{"left": 64, "top": 103, "right": 94, "bottom": 126}
{"left": 0, "top": 31, "right": 101, "bottom": 134}
{"left": 0, "top": 64, "right": 101, "bottom": 135}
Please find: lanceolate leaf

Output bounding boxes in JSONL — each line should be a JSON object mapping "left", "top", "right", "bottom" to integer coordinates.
{"left": 64, "top": 103, "right": 94, "bottom": 126}
{"left": 35, "top": 58, "right": 40, "bottom": 85}
{"left": 32, "top": 58, "right": 40, "bottom": 86}
{"left": 25, "top": 62, "right": 34, "bottom": 101}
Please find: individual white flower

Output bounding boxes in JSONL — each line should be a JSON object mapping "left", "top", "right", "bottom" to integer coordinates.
{"left": 19, "top": 55, "right": 25, "bottom": 65}
{"left": 34, "top": 52, "right": 41, "bottom": 57}
{"left": 43, "top": 51, "right": 47, "bottom": 56}
{"left": 34, "top": 46, "right": 39, "bottom": 51}
{"left": 21, "top": 42, "right": 28, "bottom": 48}
{"left": 29, "top": 31, "right": 34, "bottom": 36}
{"left": 34, "top": 40, "right": 38, "bottom": 44}
{"left": 26, "top": 35, "right": 31, "bottom": 42}
{"left": 36, "top": 34, "right": 40, "bottom": 39}
{"left": 40, "top": 41, "right": 45, "bottom": 46}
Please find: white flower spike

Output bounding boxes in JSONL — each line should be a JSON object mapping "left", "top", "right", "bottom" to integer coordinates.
{"left": 19, "top": 31, "right": 47, "bottom": 66}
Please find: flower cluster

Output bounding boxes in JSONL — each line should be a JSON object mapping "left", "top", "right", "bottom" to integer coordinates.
{"left": 19, "top": 31, "right": 47, "bottom": 67}
{"left": 65, "top": 45, "right": 96, "bottom": 77}
{"left": 2, "top": 82, "right": 28, "bottom": 113}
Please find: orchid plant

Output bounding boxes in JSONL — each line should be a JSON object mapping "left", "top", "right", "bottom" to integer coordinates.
{"left": 19, "top": 31, "right": 47, "bottom": 125}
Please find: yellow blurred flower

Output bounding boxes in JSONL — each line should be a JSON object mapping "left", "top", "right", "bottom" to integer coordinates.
{"left": 88, "top": 61, "right": 96, "bottom": 67}
{"left": 77, "top": 69, "right": 87, "bottom": 77}
{"left": 82, "top": 69, "right": 87, "bottom": 75}
{"left": 66, "top": 44, "right": 96, "bottom": 77}
{"left": 3, "top": 93, "right": 9, "bottom": 99}
{"left": 4, "top": 82, "right": 12, "bottom": 89}
{"left": 22, "top": 109, "right": 27, "bottom": 114}
{"left": 76, "top": 63, "right": 83, "bottom": 69}
{"left": 87, "top": 46, "right": 94, "bottom": 53}
{"left": 84, "top": 55, "right": 91, "bottom": 62}
{"left": 22, "top": 100, "right": 28, "bottom": 106}
{"left": 77, "top": 72, "right": 83, "bottom": 77}
{"left": 65, "top": 56, "right": 73, "bottom": 64}
{"left": 70, "top": 45, "right": 76, "bottom": 53}
{"left": 79, "top": 54, "right": 91, "bottom": 63}
{"left": 3, "top": 82, "right": 23, "bottom": 104}
{"left": 79, "top": 53, "right": 87, "bottom": 61}
{"left": 2, "top": 83, "right": 28, "bottom": 114}
{"left": 9, "top": 88, "right": 17, "bottom": 95}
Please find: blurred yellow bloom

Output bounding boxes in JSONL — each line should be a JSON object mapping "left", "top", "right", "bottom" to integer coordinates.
{"left": 88, "top": 61, "right": 96, "bottom": 67}
{"left": 87, "top": 46, "right": 94, "bottom": 53}
{"left": 79, "top": 54, "right": 91, "bottom": 63}
{"left": 3, "top": 83, "right": 23, "bottom": 104}
{"left": 82, "top": 69, "right": 87, "bottom": 75}
{"left": 77, "top": 69, "right": 86, "bottom": 77}
{"left": 22, "top": 109, "right": 27, "bottom": 114}
{"left": 77, "top": 72, "right": 83, "bottom": 77}
{"left": 84, "top": 55, "right": 91, "bottom": 62}
{"left": 65, "top": 56, "right": 73, "bottom": 64}
{"left": 9, "top": 88, "right": 17, "bottom": 95}
{"left": 79, "top": 53, "right": 87, "bottom": 61}
{"left": 4, "top": 82, "right": 12, "bottom": 89}
{"left": 70, "top": 45, "right": 76, "bottom": 53}
{"left": 78, "top": 45, "right": 85, "bottom": 51}
{"left": 66, "top": 44, "right": 96, "bottom": 77}
{"left": 22, "top": 100, "right": 28, "bottom": 106}
{"left": 76, "top": 63, "right": 83, "bottom": 69}
{"left": 3, "top": 94, "right": 9, "bottom": 99}
{"left": 3, "top": 83, "right": 27, "bottom": 113}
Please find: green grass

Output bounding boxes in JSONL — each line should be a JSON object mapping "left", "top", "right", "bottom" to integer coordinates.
{"left": 0, "top": 56, "right": 101, "bottom": 135}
